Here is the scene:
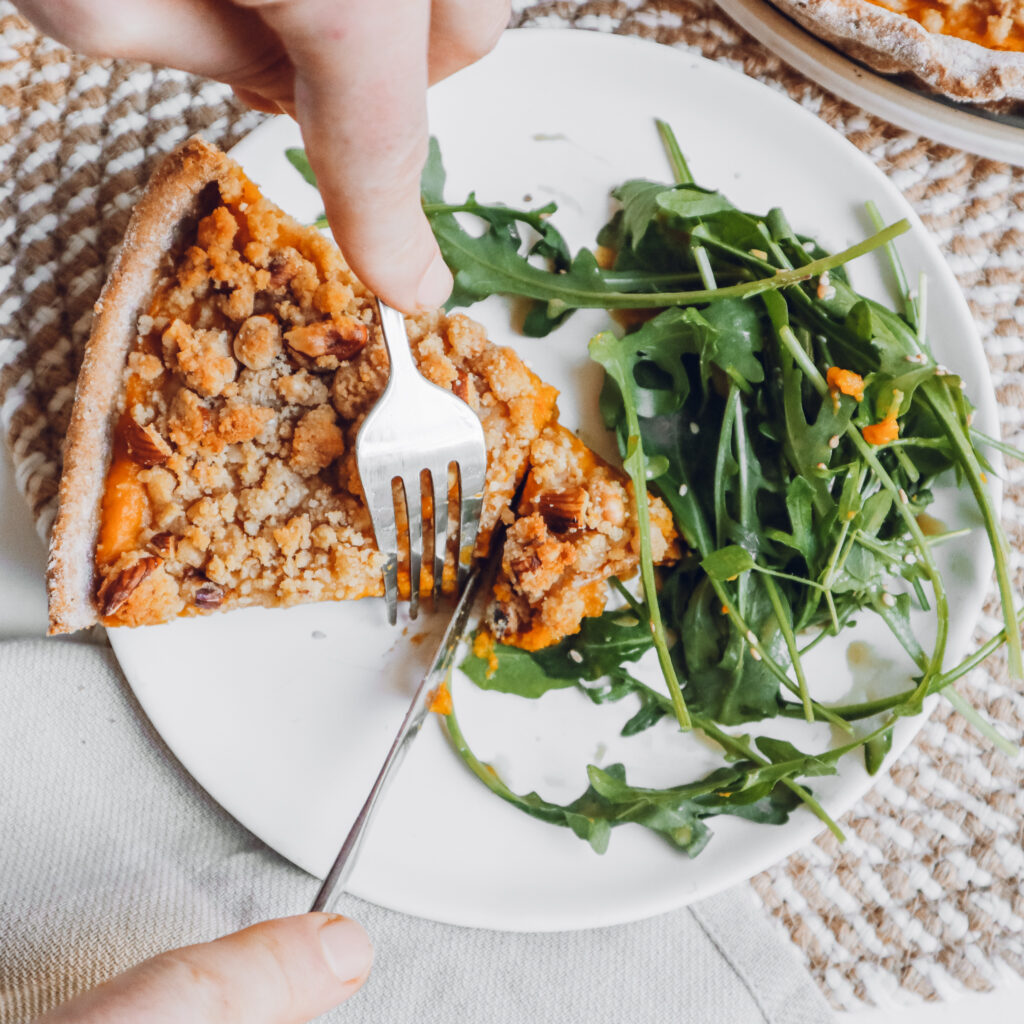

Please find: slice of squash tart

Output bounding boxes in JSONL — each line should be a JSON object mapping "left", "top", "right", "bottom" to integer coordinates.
{"left": 47, "top": 138, "right": 558, "bottom": 633}
{"left": 47, "top": 136, "right": 676, "bottom": 646}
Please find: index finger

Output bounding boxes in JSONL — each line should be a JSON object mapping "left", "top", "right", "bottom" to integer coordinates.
{"left": 242, "top": 0, "right": 451, "bottom": 312}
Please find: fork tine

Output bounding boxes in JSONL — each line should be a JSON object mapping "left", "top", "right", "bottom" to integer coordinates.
{"left": 403, "top": 474, "right": 424, "bottom": 621}
{"left": 395, "top": 475, "right": 419, "bottom": 618}
{"left": 430, "top": 461, "right": 450, "bottom": 607}
{"left": 456, "top": 462, "right": 485, "bottom": 590}
{"left": 372, "top": 493, "right": 400, "bottom": 626}
{"left": 358, "top": 298, "right": 486, "bottom": 625}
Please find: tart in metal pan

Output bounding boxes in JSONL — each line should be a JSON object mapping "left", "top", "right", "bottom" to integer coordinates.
{"left": 768, "top": 0, "right": 1024, "bottom": 103}
{"left": 716, "top": 0, "right": 1024, "bottom": 164}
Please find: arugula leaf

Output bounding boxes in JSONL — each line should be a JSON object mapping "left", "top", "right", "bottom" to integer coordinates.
{"left": 444, "top": 707, "right": 802, "bottom": 855}
{"left": 679, "top": 578, "right": 784, "bottom": 723}
{"left": 285, "top": 147, "right": 317, "bottom": 188}
{"left": 701, "top": 545, "right": 757, "bottom": 580}
{"left": 612, "top": 179, "right": 675, "bottom": 250}
{"left": 460, "top": 640, "right": 577, "bottom": 699}
{"left": 754, "top": 737, "right": 836, "bottom": 779}
{"left": 460, "top": 608, "right": 655, "bottom": 696}
{"left": 656, "top": 185, "right": 737, "bottom": 221}
{"left": 863, "top": 727, "right": 894, "bottom": 775}
{"left": 699, "top": 299, "right": 766, "bottom": 387}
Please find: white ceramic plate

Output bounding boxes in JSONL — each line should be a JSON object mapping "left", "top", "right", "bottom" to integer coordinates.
{"left": 110, "top": 29, "right": 1000, "bottom": 931}
{"left": 715, "top": 0, "right": 1024, "bottom": 166}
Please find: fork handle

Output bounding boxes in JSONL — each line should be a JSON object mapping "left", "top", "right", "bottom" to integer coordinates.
{"left": 376, "top": 299, "right": 419, "bottom": 377}
{"left": 308, "top": 562, "right": 486, "bottom": 913}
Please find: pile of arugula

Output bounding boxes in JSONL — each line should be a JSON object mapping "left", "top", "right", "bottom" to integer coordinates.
{"left": 288, "top": 127, "right": 1021, "bottom": 857}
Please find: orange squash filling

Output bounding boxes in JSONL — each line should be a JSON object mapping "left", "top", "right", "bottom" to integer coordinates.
{"left": 866, "top": 0, "right": 1024, "bottom": 51}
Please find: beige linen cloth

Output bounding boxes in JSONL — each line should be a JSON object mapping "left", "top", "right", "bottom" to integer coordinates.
{"left": 0, "top": 0, "right": 1022, "bottom": 1015}
{"left": 0, "top": 637, "right": 835, "bottom": 1023}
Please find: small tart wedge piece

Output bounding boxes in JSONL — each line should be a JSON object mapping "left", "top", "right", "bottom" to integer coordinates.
{"left": 485, "top": 424, "right": 680, "bottom": 651}
{"left": 47, "top": 137, "right": 559, "bottom": 634}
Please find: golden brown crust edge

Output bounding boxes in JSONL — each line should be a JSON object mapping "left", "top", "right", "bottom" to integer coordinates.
{"left": 770, "top": 0, "right": 1024, "bottom": 104}
{"left": 46, "top": 137, "right": 234, "bottom": 634}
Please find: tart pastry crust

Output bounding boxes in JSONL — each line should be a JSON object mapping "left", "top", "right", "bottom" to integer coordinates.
{"left": 771, "top": 0, "right": 1024, "bottom": 103}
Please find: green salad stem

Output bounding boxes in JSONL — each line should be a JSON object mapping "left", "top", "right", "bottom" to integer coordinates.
{"left": 656, "top": 117, "right": 693, "bottom": 185}
{"left": 589, "top": 332, "right": 691, "bottom": 731}
{"left": 761, "top": 573, "right": 813, "bottom": 723}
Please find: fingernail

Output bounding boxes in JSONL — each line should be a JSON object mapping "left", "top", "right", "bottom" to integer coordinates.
{"left": 319, "top": 915, "right": 374, "bottom": 984}
{"left": 415, "top": 254, "right": 453, "bottom": 311}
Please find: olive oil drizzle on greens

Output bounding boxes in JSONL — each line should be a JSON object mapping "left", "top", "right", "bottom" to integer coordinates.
{"left": 286, "top": 130, "right": 1021, "bottom": 855}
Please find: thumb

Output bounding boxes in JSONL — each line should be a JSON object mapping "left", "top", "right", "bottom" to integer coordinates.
{"left": 37, "top": 913, "right": 373, "bottom": 1024}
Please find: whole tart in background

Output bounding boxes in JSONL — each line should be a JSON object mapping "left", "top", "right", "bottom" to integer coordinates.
{"left": 770, "top": 0, "right": 1024, "bottom": 103}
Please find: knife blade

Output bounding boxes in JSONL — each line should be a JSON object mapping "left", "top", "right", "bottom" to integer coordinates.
{"left": 309, "top": 561, "right": 488, "bottom": 912}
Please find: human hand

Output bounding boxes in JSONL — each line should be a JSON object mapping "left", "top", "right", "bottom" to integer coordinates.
{"left": 16, "top": 0, "right": 511, "bottom": 312}
{"left": 35, "top": 913, "right": 373, "bottom": 1023}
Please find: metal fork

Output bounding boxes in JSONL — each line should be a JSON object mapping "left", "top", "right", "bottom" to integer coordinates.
{"left": 356, "top": 299, "right": 487, "bottom": 624}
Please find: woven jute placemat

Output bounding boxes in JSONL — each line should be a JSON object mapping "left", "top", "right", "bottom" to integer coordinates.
{"left": 1, "top": 0, "right": 1021, "bottom": 1011}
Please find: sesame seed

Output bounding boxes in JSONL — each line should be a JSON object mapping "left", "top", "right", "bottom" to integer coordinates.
{"left": 750, "top": 647, "right": 762, "bottom": 661}
{"left": 816, "top": 462, "right": 828, "bottom": 471}
{"left": 898, "top": 488, "right": 909, "bottom": 504}
{"left": 881, "top": 592, "right": 897, "bottom": 608}
{"left": 745, "top": 629, "right": 758, "bottom": 645}
{"left": 689, "top": 422, "right": 700, "bottom": 435}
{"left": 569, "top": 649, "right": 584, "bottom": 663}
{"left": 904, "top": 552, "right": 917, "bottom": 565}
{"left": 906, "top": 353, "right": 926, "bottom": 364}
{"left": 678, "top": 483, "right": 689, "bottom": 497}
{"left": 750, "top": 248, "right": 768, "bottom": 260}
{"left": 828, "top": 435, "right": 840, "bottom": 449}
